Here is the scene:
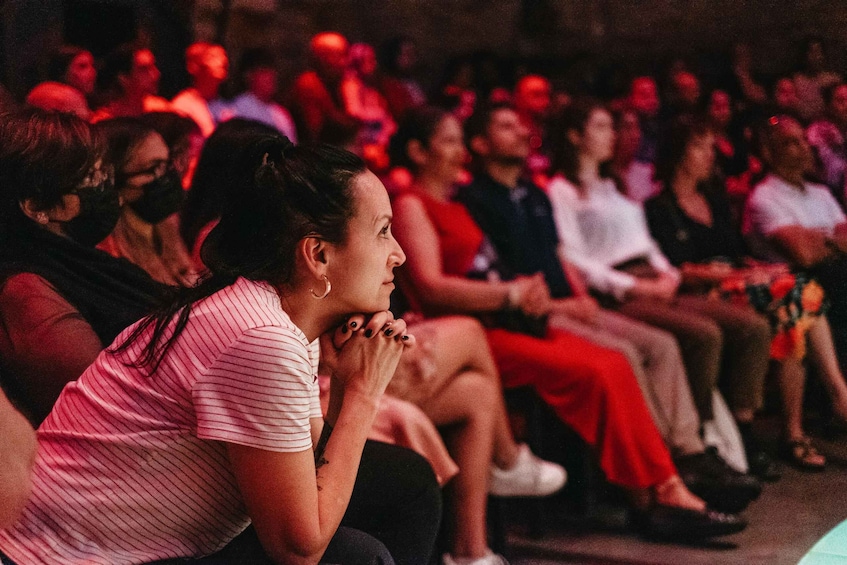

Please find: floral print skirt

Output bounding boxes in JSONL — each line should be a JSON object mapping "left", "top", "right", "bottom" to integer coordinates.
{"left": 710, "top": 271, "right": 826, "bottom": 361}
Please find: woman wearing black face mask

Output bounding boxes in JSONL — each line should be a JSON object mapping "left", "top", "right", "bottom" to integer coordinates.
{"left": 0, "top": 109, "right": 164, "bottom": 424}
{"left": 94, "top": 117, "right": 197, "bottom": 286}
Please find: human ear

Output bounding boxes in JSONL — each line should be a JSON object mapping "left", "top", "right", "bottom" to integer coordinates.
{"left": 19, "top": 200, "right": 48, "bottom": 224}
{"left": 19, "top": 197, "right": 76, "bottom": 223}
{"left": 759, "top": 141, "right": 773, "bottom": 166}
{"left": 297, "top": 236, "right": 329, "bottom": 280}
{"left": 469, "top": 135, "right": 489, "bottom": 157}
{"left": 406, "top": 139, "right": 428, "bottom": 168}
{"left": 567, "top": 129, "right": 582, "bottom": 147}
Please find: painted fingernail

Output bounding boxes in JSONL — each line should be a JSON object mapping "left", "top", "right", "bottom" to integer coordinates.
{"left": 364, "top": 329, "right": 373, "bottom": 338}
{"left": 401, "top": 335, "right": 410, "bottom": 341}
{"left": 341, "top": 325, "right": 348, "bottom": 334}
{"left": 349, "top": 321, "right": 358, "bottom": 328}
{"left": 384, "top": 328, "right": 394, "bottom": 337}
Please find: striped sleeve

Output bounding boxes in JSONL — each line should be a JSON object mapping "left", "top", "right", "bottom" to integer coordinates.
{"left": 309, "top": 340, "right": 323, "bottom": 420}
{"left": 193, "top": 326, "right": 314, "bottom": 452}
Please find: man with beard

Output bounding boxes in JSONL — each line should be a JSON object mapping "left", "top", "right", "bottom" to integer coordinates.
{"left": 458, "top": 103, "right": 762, "bottom": 513}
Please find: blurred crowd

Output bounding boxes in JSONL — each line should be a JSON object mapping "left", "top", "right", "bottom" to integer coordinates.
{"left": 2, "top": 29, "right": 847, "bottom": 565}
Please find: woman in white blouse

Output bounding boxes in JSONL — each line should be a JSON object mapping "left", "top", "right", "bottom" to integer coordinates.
{"left": 546, "top": 99, "right": 775, "bottom": 479}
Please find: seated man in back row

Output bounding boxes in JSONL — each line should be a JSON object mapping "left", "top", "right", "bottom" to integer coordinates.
{"left": 458, "top": 102, "right": 761, "bottom": 512}
{"left": 745, "top": 114, "right": 847, "bottom": 370}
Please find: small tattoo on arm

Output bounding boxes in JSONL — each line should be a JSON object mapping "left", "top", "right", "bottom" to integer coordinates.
{"left": 314, "top": 422, "right": 332, "bottom": 492}
{"left": 316, "top": 457, "right": 329, "bottom": 491}
{"left": 314, "top": 422, "right": 332, "bottom": 464}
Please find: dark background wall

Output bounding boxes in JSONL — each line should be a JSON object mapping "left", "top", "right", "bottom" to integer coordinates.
{"left": 199, "top": 0, "right": 847, "bottom": 97}
{"left": 2, "top": 0, "right": 847, "bottom": 99}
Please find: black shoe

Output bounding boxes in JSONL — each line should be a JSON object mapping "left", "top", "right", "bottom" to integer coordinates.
{"left": 674, "top": 447, "right": 762, "bottom": 514}
{"left": 633, "top": 504, "right": 747, "bottom": 541}
{"left": 747, "top": 449, "right": 782, "bottom": 482}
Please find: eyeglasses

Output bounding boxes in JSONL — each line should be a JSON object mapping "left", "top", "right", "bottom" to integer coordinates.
{"left": 122, "top": 159, "right": 168, "bottom": 180}
{"left": 70, "top": 164, "right": 114, "bottom": 194}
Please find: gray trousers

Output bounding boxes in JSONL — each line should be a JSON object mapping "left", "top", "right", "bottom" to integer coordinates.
{"left": 616, "top": 295, "right": 772, "bottom": 423}
{"left": 550, "top": 309, "right": 704, "bottom": 456}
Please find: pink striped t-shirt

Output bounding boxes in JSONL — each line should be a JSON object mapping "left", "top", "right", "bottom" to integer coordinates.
{"left": 0, "top": 277, "right": 322, "bottom": 564}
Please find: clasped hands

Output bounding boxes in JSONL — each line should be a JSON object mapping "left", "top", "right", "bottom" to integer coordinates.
{"left": 320, "top": 312, "right": 415, "bottom": 399}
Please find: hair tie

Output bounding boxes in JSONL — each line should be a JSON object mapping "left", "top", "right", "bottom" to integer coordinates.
{"left": 258, "top": 137, "right": 295, "bottom": 173}
{"left": 278, "top": 137, "right": 295, "bottom": 158}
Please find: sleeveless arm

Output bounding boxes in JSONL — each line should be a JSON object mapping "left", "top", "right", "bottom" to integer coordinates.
{"left": 393, "top": 194, "right": 513, "bottom": 312}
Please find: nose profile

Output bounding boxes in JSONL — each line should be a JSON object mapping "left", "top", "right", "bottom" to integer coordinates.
{"left": 393, "top": 239, "right": 407, "bottom": 267}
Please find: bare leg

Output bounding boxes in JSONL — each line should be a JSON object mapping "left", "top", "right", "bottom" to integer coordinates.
{"left": 808, "top": 317, "right": 847, "bottom": 421}
{"left": 734, "top": 408, "right": 755, "bottom": 425}
{"left": 414, "top": 316, "right": 519, "bottom": 469}
{"left": 628, "top": 475, "right": 705, "bottom": 512}
{"left": 776, "top": 357, "right": 807, "bottom": 441}
{"left": 655, "top": 476, "right": 706, "bottom": 511}
{"left": 420, "top": 370, "right": 498, "bottom": 559}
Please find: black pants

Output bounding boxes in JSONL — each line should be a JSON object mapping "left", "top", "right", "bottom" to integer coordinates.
{"left": 2, "top": 526, "right": 397, "bottom": 565}
{"left": 149, "top": 440, "right": 442, "bottom": 565}
{"left": 166, "top": 526, "right": 394, "bottom": 565}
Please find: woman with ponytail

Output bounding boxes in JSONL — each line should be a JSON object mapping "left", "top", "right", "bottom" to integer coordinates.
{"left": 0, "top": 134, "right": 441, "bottom": 565}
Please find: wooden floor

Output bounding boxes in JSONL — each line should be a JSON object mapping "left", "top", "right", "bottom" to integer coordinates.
{"left": 501, "top": 415, "right": 847, "bottom": 565}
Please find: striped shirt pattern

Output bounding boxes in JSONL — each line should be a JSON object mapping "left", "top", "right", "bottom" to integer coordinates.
{"left": 0, "top": 277, "right": 321, "bottom": 564}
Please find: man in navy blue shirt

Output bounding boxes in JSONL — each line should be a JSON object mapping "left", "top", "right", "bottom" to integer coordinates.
{"left": 458, "top": 102, "right": 762, "bottom": 515}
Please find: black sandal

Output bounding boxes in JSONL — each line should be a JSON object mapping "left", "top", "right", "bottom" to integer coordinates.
{"left": 781, "top": 437, "right": 826, "bottom": 472}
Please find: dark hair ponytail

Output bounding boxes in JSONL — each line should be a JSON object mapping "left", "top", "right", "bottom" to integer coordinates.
{"left": 111, "top": 136, "right": 366, "bottom": 373}
{"left": 181, "top": 119, "right": 279, "bottom": 251}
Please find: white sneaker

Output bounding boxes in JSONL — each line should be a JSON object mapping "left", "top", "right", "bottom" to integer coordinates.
{"left": 489, "top": 443, "right": 567, "bottom": 497}
{"left": 442, "top": 550, "right": 510, "bottom": 565}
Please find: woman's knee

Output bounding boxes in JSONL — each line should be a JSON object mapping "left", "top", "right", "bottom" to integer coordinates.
{"left": 449, "top": 315, "right": 487, "bottom": 341}
{"left": 458, "top": 371, "right": 501, "bottom": 413}
{"left": 445, "top": 316, "right": 497, "bottom": 367}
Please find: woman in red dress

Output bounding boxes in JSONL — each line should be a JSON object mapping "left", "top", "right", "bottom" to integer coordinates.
{"left": 389, "top": 106, "right": 746, "bottom": 543}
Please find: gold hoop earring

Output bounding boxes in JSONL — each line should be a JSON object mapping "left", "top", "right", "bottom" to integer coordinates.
{"left": 310, "top": 275, "right": 331, "bottom": 299}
